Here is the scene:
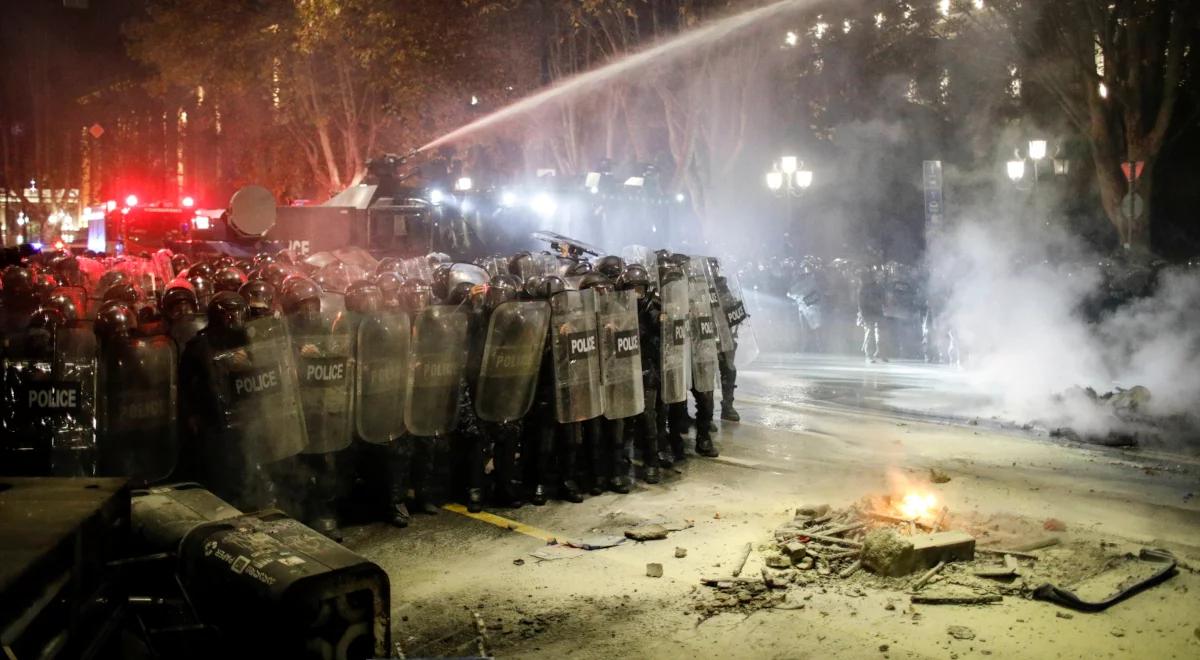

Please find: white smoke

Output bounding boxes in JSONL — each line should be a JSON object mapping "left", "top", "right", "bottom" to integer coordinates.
{"left": 931, "top": 218, "right": 1200, "bottom": 438}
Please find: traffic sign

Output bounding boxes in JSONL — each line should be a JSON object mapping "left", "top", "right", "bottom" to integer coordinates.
{"left": 1120, "top": 193, "right": 1144, "bottom": 220}
{"left": 1120, "top": 161, "right": 1144, "bottom": 182}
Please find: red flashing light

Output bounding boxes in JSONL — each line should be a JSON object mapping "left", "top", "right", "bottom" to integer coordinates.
{"left": 54, "top": 240, "right": 64, "bottom": 250}
{"left": 181, "top": 196, "right": 195, "bottom": 208}
{"left": 105, "top": 200, "right": 117, "bottom": 211}
{"left": 124, "top": 194, "right": 139, "bottom": 207}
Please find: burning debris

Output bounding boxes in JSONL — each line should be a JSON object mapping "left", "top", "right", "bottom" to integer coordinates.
{"left": 693, "top": 492, "right": 1180, "bottom": 620}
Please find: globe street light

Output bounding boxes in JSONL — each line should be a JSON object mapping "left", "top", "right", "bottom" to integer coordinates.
{"left": 765, "top": 156, "right": 813, "bottom": 198}
{"left": 1006, "top": 160, "right": 1025, "bottom": 182}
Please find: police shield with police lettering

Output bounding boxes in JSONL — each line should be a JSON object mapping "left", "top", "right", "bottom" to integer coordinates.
{"left": 687, "top": 260, "right": 720, "bottom": 394}
{"left": 289, "top": 312, "right": 355, "bottom": 455}
{"left": 474, "top": 300, "right": 551, "bottom": 423}
{"left": 1, "top": 315, "right": 99, "bottom": 476}
{"left": 658, "top": 273, "right": 691, "bottom": 405}
{"left": 354, "top": 310, "right": 411, "bottom": 444}
{"left": 405, "top": 306, "right": 470, "bottom": 437}
{"left": 595, "top": 288, "right": 645, "bottom": 420}
{"left": 549, "top": 289, "right": 604, "bottom": 424}
{"left": 98, "top": 333, "right": 178, "bottom": 484}
{"left": 204, "top": 316, "right": 308, "bottom": 467}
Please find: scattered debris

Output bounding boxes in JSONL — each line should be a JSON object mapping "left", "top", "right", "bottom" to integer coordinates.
{"left": 625, "top": 524, "right": 669, "bottom": 541}
{"left": 947, "top": 625, "right": 976, "bottom": 640}
{"left": 731, "top": 542, "right": 753, "bottom": 577}
{"left": 512, "top": 558, "right": 525, "bottom": 566}
{"left": 568, "top": 535, "right": 626, "bottom": 550}
{"left": 1043, "top": 518, "right": 1068, "bottom": 532}
{"left": 911, "top": 561, "right": 947, "bottom": 591}
{"left": 530, "top": 545, "right": 585, "bottom": 561}
{"left": 862, "top": 530, "right": 974, "bottom": 577}
{"left": 646, "top": 563, "right": 663, "bottom": 578}
{"left": 1056, "top": 611, "right": 1074, "bottom": 620}
{"left": 765, "top": 553, "right": 790, "bottom": 569}
{"left": 929, "top": 468, "right": 952, "bottom": 484}
{"left": 911, "top": 594, "right": 1002, "bottom": 605}
{"left": 1011, "top": 537, "right": 1062, "bottom": 552}
{"left": 675, "top": 547, "right": 688, "bottom": 559}
{"left": 1032, "top": 548, "right": 1178, "bottom": 612}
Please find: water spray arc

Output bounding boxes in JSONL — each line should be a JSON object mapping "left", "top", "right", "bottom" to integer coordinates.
{"left": 419, "top": 0, "right": 817, "bottom": 153}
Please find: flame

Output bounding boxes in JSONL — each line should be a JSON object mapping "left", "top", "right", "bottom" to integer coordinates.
{"left": 896, "top": 492, "right": 939, "bottom": 520}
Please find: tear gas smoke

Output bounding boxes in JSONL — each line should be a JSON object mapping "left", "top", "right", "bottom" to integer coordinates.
{"left": 929, "top": 220, "right": 1200, "bottom": 440}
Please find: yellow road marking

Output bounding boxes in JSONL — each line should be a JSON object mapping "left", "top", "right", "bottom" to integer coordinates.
{"left": 441, "top": 503, "right": 559, "bottom": 543}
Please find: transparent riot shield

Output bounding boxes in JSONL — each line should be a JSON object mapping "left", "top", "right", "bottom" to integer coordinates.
{"left": 207, "top": 317, "right": 308, "bottom": 465}
{"left": 289, "top": 313, "right": 354, "bottom": 454}
{"left": 659, "top": 277, "right": 691, "bottom": 404}
{"left": 692, "top": 256, "right": 736, "bottom": 355}
{"left": 354, "top": 311, "right": 411, "bottom": 444}
{"left": 687, "top": 268, "right": 719, "bottom": 394}
{"left": 0, "top": 323, "right": 98, "bottom": 476}
{"left": 596, "top": 288, "right": 645, "bottom": 420}
{"left": 719, "top": 270, "right": 760, "bottom": 368}
{"left": 99, "top": 334, "right": 178, "bottom": 484}
{"left": 549, "top": 289, "right": 604, "bottom": 423}
{"left": 405, "top": 306, "right": 470, "bottom": 437}
{"left": 474, "top": 300, "right": 551, "bottom": 423}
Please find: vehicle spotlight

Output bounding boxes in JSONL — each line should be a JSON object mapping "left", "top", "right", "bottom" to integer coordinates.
{"left": 125, "top": 194, "right": 139, "bottom": 207}
{"left": 182, "top": 196, "right": 195, "bottom": 208}
{"left": 500, "top": 190, "right": 519, "bottom": 207}
{"left": 429, "top": 189, "right": 445, "bottom": 205}
{"left": 454, "top": 177, "right": 473, "bottom": 192}
{"left": 531, "top": 193, "right": 557, "bottom": 219}
{"left": 675, "top": 193, "right": 686, "bottom": 203}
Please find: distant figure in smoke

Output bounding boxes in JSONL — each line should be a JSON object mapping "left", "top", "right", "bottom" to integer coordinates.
{"left": 857, "top": 267, "right": 886, "bottom": 363}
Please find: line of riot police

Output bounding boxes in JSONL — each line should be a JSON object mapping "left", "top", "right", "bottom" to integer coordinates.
{"left": 1, "top": 244, "right": 748, "bottom": 542}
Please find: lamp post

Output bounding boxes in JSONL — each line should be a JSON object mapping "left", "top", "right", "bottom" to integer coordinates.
{"left": 766, "top": 156, "right": 813, "bottom": 247}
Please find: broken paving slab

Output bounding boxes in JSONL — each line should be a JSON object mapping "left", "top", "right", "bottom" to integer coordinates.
{"left": 862, "top": 529, "right": 975, "bottom": 577}
{"left": 624, "top": 520, "right": 694, "bottom": 541}
{"left": 564, "top": 535, "right": 627, "bottom": 550}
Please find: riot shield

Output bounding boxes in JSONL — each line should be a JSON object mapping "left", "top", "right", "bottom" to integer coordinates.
{"left": 596, "top": 288, "right": 645, "bottom": 420}
{"left": 206, "top": 317, "right": 308, "bottom": 465}
{"left": 289, "top": 314, "right": 354, "bottom": 454}
{"left": 354, "top": 311, "right": 411, "bottom": 444}
{"left": 659, "top": 277, "right": 691, "bottom": 404}
{"left": 474, "top": 300, "right": 551, "bottom": 423}
{"left": 721, "top": 271, "right": 760, "bottom": 368}
{"left": 692, "top": 256, "right": 736, "bottom": 355}
{"left": 0, "top": 323, "right": 99, "bottom": 476}
{"left": 549, "top": 289, "right": 604, "bottom": 423}
{"left": 687, "top": 267, "right": 719, "bottom": 394}
{"left": 99, "top": 334, "right": 178, "bottom": 484}
{"left": 405, "top": 306, "right": 469, "bottom": 437}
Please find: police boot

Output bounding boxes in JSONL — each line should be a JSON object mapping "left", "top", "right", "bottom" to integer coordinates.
{"left": 721, "top": 401, "right": 741, "bottom": 422}
{"left": 467, "top": 488, "right": 485, "bottom": 513}
{"left": 694, "top": 430, "right": 719, "bottom": 458}
{"left": 492, "top": 425, "right": 524, "bottom": 507}
{"left": 309, "top": 457, "right": 343, "bottom": 542}
{"left": 530, "top": 483, "right": 549, "bottom": 506}
{"left": 559, "top": 424, "right": 585, "bottom": 503}
{"left": 389, "top": 486, "right": 411, "bottom": 528}
{"left": 585, "top": 421, "right": 605, "bottom": 495}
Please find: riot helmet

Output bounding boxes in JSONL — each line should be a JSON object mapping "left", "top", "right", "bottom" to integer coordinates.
{"left": 595, "top": 255, "right": 624, "bottom": 279}
{"left": 103, "top": 281, "right": 142, "bottom": 306}
{"left": 280, "top": 277, "right": 322, "bottom": 315}
{"left": 44, "top": 292, "right": 80, "bottom": 322}
{"left": 186, "top": 274, "right": 214, "bottom": 307}
{"left": 187, "top": 261, "right": 215, "bottom": 280}
{"left": 565, "top": 260, "right": 592, "bottom": 277}
{"left": 374, "top": 271, "right": 405, "bottom": 307}
{"left": 616, "top": 264, "right": 650, "bottom": 297}
{"left": 207, "top": 291, "right": 249, "bottom": 333}
{"left": 399, "top": 279, "right": 433, "bottom": 312}
{"left": 95, "top": 303, "right": 138, "bottom": 341}
{"left": 375, "top": 257, "right": 401, "bottom": 275}
{"left": 577, "top": 272, "right": 611, "bottom": 293}
{"left": 161, "top": 285, "right": 200, "bottom": 321}
{"left": 238, "top": 280, "right": 278, "bottom": 318}
{"left": 345, "top": 280, "right": 383, "bottom": 314}
{"left": 213, "top": 266, "right": 248, "bottom": 293}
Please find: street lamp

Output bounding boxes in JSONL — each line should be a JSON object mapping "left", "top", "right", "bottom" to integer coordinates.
{"left": 1028, "top": 139, "right": 1046, "bottom": 185}
{"left": 1006, "top": 160, "right": 1025, "bottom": 182}
{"left": 765, "top": 156, "right": 813, "bottom": 198}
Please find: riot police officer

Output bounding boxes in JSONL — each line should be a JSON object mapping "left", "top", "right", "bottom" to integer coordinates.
{"left": 617, "top": 264, "right": 663, "bottom": 483}
{"left": 282, "top": 277, "right": 355, "bottom": 540}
